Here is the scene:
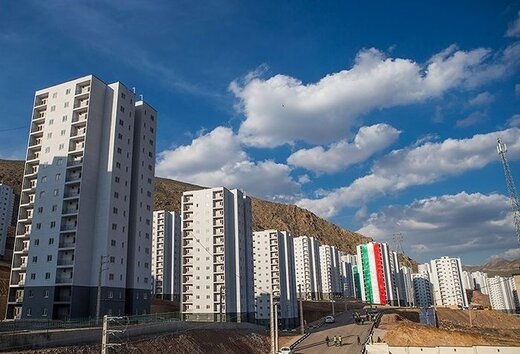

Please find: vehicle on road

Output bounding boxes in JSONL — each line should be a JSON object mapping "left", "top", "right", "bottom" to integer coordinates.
{"left": 325, "top": 315, "right": 335, "bottom": 323}
{"left": 279, "top": 346, "right": 292, "bottom": 354}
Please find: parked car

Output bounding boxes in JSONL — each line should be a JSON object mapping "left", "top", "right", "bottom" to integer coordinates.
{"left": 278, "top": 347, "right": 292, "bottom": 354}
{"left": 325, "top": 315, "right": 335, "bottom": 323}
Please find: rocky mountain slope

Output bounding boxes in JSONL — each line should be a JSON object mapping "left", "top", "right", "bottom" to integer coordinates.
{"left": 464, "top": 257, "right": 520, "bottom": 277}
{"left": 0, "top": 159, "right": 416, "bottom": 266}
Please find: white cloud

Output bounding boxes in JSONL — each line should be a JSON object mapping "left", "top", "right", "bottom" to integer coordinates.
{"left": 155, "top": 126, "right": 300, "bottom": 200}
{"left": 506, "top": 11, "right": 520, "bottom": 38}
{"left": 469, "top": 91, "right": 495, "bottom": 105}
{"left": 287, "top": 124, "right": 400, "bottom": 174}
{"left": 357, "top": 192, "right": 516, "bottom": 259}
{"left": 298, "top": 174, "right": 311, "bottom": 184}
{"left": 297, "top": 128, "right": 520, "bottom": 218}
{"left": 508, "top": 114, "right": 520, "bottom": 127}
{"left": 456, "top": 111, "right": 487, "bottom": 128}
{"left": 231, "top": 43, "right": 520, "bottom": 147}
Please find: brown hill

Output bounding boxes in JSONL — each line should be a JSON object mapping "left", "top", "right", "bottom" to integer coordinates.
{"left": 463, "top": 257, "right": 520, "bottom": 277}
{"left": 1, "top": 159, "right": 373, "bottom": 256}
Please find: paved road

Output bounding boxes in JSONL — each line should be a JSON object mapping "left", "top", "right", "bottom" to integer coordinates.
{"left": 292, "top": 311, "right": 372, "bottom": 354}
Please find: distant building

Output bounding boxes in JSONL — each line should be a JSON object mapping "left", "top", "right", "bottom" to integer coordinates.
{"left": 461, "top": 271, "right": 473, "bottom": 291}
{"left": 151, "top": 211, "right": 181, "bottom": 301}
{"left": 293, "top": 236, "right": 322, "bottom": 300}
{"left": 0, "top": 184, "right": 15, "bottom": 257}
{"left": 180, "top": 187, "right": 254, "bottom": 322}
{"left": 319, "top": 245, "right": 342, "bottom": 299}
{"left": 7, "top": 75, "right": 156, "bottom": 320}
{"left": 412, "top": 272, "right": 434, "bottom": 308}
{"left": 488, "top": 276, "right": 516, "bottom": 312}
{"left": 356, "top": 242, "right": 397, "bottom": 306}
{"left": 471, "top": 271, "right": 489, "bottom": 295}
{"left": 429, "top": 256, "right": 468, "bottom": 308}
{"left": 400, "top": 266, "right": 415, "bottom": 307}
{"left": 252, "top": 230, "right": 298, "bottom": 328}
{"left": 340, "top": 254, "right": 357, "bottom": 298}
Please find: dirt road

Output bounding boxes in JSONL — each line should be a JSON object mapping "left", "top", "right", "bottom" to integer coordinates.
{"left": 292, "top": 310, "right": 372, "bottom": 354}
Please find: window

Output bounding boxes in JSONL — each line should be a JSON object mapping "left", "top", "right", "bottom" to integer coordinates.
{"left": 116, "top": 162, "right": 121, "bottom": 169}
{"left": 117, "top": 147, "right": 122, "bottom": 154}
{"left": 115, "top": 176, "right": 120, "bottom": 183}
{"left": 52, "top": 92, "right": 57, "bottom": 98}
{"left": 108, "top": 291, "right": 113, "bottom": 299}
{"left": 121, "top": 92, "right": 126, "bottom": 99}
{"left": 113, "top": 207, "right": 118, "bottom": 214}
{"left": 44, "top": 147, "right": 50, "bottom": 153}
{"left": 37, "top": 207, "right": 43, "bottom": 214}
{"left": 32, "top": 256, "right": 38, "bottom": 263}
{"left": 47, "top": 255, "right": 52, "bottom": 262}
{"left": 60, "top": 129, "right": 66, "bottom": 136}
{"left": 64, "top": 102, "right": 69, "bottom": 108}
{"left": 45, "top": 272, "right": 51, "bottom": 279}
{"left": 30, "top": 273, "right": 36, "bottom": 280}
{"left": 47, "top": 132, "right": 52, "bottom": 139}
{"left": 110, "top": 256, "right": 115, "bottom": 263}
{"left": 26, "top": 308, "right": 32, "bottom": 316}
{"left": 119, "top": 119, "right": 124, "bottom": 126}
{"left": 62, "top": 115, "right": 68, "bottom": 122}
{"left": 66, "top": 88, "right": 71, "bottom": 95}
{"left": 50, "top": 221, "right": 56, "bottom": 228}
{"left": 109, "top": 273, "right": 114, "bottom": 280}
{"left": 53, "top": 189, "right": 59, "bottom": 196}
{"left": 41, "top": 176, "right": 47, "bottom": 183}
{"left": 34, "top": 239, "right": 39, "bottom": 246}
{"left": 49, "top": 238, "right": 54, "bottom": 245}
{"left": 44, "top": 290, "right": 49, "bottom": 298}
{"left": 52, "top": 205, "right": 58, "bottom": 212}
{"left": 111, "top": 240, "right": 116, "bottom": 247}
{"left": 58, "top": 143, "right": 64, "bottom": 150}
{"left": 120, "top": 106, "right": 125, "bottom": 113}
{"left": 57, "top": 158, "right": 63, "bottom": 165}
{"left": 118, "top": 133, "right": 123, "bottom": 140}
{"left": 50, "top": 105, "right": 56, "bottom": 112}
{"left": 36, "top": 223, "right": 41, "bottom": 230}
{"left": 42, "top": 308, "right": 48, "bottom": 316}
{"left": 112, "top": 223, "right": 117, "bottom": 230}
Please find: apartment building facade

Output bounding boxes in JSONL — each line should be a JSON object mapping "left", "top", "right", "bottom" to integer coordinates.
{"left": 340, "top": 254, "right": 357, "bottom": 298}
{"left": 293, "top": 236, "right": 322, "bottom": 300}
{"left": 488, "top": 276, "right": 516, "bottom": 312}
{"left": 356, "top": 242, "right": 397, "bottom": 306}
{"left": 152, "top": 211, "right": 181, "bottom": 301}
{"left": 0, "top": 184, "right": 15, "bottom": 257}
{"left": 412, "top": 272, "right": 434, "bottom": 308}
{"left": 252, "top": 230, "right": 298, "bottom": 328}
{"left": 319, "top": 245, "right": 342, "bottom": 299}
{"left": 6, "top": 75, "right": 156, "bottom": 320}
{"left": 180, "top": 187, "right": 254, "bottom": 322}
{"left": 429, "top": 257, "right": 468, "bottom": 308}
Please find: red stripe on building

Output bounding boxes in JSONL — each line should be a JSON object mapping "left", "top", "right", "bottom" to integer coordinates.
{"left": 373, "top": 243, "right": 387, "bottom": 304}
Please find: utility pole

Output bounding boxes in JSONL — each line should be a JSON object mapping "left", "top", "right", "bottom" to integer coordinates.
{"left": 96, "top": 255, "right": 109, "bottom": 325}
{"left": 101, "top": 315, "right": 125, "bottom": 354}
{"left": 497, "top": 138, "right": 520, "bottom": 245}
{"left": 219, "top": 285, "right": 225, "bottom": 322}
{"left": 331, "top": 299, "right": 335, "bottom": 317}
{"left": 274, "top": 300, "right": 279, "bottom": 353}
{"left": 270, "top": 292, "right": 275, "bottom": 354}
{"left": 298, "top": 284, "right": 305, "bottom": 335}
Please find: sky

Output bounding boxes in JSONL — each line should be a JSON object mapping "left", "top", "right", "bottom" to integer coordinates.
{"left": 1, "top": 0, "right": 519, "bottom": 265}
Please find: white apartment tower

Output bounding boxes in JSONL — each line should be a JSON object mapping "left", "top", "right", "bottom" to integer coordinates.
{"left": 412, "top": 272, "right": 434, "bottom": 308}
{"left": 0, "top": 184, "right": 15, "bottom": 257}
{"left": 152, "top": 211, "right": 181, "bottom": 301}
{"left": 7, "top": 75, "right": 156, "bottom": 320}
{"left": 429, "top": 257, "right": 468, "bottom": 308}
{"left": 293, "top": 236, "right": 322, "bottom": 300}
{"left": 340, "top": 254, "right": 357, "bottom": 298}
{"left": 488, "top": 276, "right": 516, "bottom": 312}
{"left": 319, "top": 245, "right": 342, "bottom": 299}
{"left": 180, "top": 187, "right": 254, "bottom": 322}
{"left": 252, "top": 230, "right": 298, "bottom": 328}
{"left": 471, "top": 271, "right": 489, "bottom": 295}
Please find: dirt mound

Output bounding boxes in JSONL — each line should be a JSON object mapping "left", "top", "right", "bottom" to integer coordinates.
{"left": 436, "top": 308, "right": 520, "bottom": 330}
{"left": 384, "top": 323, "right": 519, "bottom": 347}
{"left": 378, "top": 313, "right": 412, "bottom": 330}
{"left": 9, "top": 329, "right": 270, "bottom": 354}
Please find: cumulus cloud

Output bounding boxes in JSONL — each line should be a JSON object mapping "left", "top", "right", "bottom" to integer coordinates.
{"left": 287, "top": 124, "right": 400, "bottom": 174}
{"left": 469, "top": 91, "right": 495, "bottom": 105}
{"left": 456, "top": 111, "right": 487, "bottom": 128}
{"left": 357, "top": 192, "right": 516, "bottom": 260}
{"left": 508, "top": 114, "right": 520, "bottom": 127}
{"left": 297, "top": 128, "right": 520, "bottom": 218}
{"left": 231, "top": 43, "right": 520, "bottom": 147}
{"left": 155, "top": 126, "right": 300, "bottom": 200}
{"left": 506, "top": 11, "right": 520, "bottom": 38}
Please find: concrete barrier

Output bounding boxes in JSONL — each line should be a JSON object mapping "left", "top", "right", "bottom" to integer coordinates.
{"left": 0, "top": 320, "right": 265, "bottom": 352}
{"left": 366, "top": 344, "right": 520, "bottom": 354}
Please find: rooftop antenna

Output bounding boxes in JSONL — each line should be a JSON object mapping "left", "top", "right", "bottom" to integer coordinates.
{"left": 132, "top": 87, "right": 136, "bottom": 94}
{"left": 393, "top": 232, "right": 405, "bottom": 255}
{"left": 139, "top": 94, "right": 143, "bottom": 101}
{"left": 497, "top": 137, "right": 520, "bottom": 245}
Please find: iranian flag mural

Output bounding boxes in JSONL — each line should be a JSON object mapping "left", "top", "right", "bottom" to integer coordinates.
{"left": 357, "top": 242, "right": 389, "bottom": 305}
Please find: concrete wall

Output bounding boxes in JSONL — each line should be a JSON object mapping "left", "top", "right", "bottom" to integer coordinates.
{"left": 0, "top": 320, "right": 264, "bottom": 352}
{"left": 366, "top": 344, "right": 519, "bottom": 354}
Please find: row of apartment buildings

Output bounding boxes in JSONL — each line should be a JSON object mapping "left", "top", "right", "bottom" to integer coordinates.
{"left": 411, "top": 258, "right": 520, "bottom": 312}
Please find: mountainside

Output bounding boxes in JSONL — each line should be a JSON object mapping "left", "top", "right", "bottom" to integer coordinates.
{"left": 0, "top": 159, "right": 415, "bottom": 264}
{"left": 463, "top": 257, "right": 520, "bottom": 277}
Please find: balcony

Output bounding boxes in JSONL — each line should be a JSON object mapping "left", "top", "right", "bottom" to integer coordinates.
{"left": 30, "top": 124, "right": 44, "bottom": 135}
{"left": 72, "top": 111, "right": 88, "bottom": 124}
{"left": 57, "top": 259, "right": 74, "bottom": 266}
{"left": 67, "top": 157, "right": 83, "bottom": 167}
{"left": 73, "top": 98, "right": 89, "bottom": 109}
{"left": 34, "top": 95, "right": 48, "bottom": 107}
{"left": 75, "top": 84, "right": 90, "bottom": 96}
{"left": 60, "top": 224, "right": 77, "bottom": 232}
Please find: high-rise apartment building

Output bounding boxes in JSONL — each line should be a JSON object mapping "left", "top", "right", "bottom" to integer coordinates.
{"left": 471, "top": 271, "right": 489, "bottom": 295}
{"left": 0, "top": 184, "right": 15, "bottom": 257}
{"left": 7, "top": 75, "right": 156, "bottom": 320}
{"left": 400, "top": 266, "right": 415, "bottom": 307}
{"left": 252, "top": 230, "right": 298, "bottom": 328}
{"left": 340, "top": 254, "right": 357, "bottom": 298}
{"left": 429, "top": 257, "right": 468, "bottom": 308}
{"left": 152, "top": 211, "right": 181, "bottom": 301}
{"left": 488, "top": 276, "right": 516, "bottom": 312}
{"left": 319, "top": 245, "right": 342, "bottom": 299}
{"left": 180, "top": 187, "right": 254, "bottom": 322}
{"left": 356, "top": 242, "right": 398, "bottom": 305}
{"left": 412, "top": 272, "right": 434, "bottom": 308}
{"left": 293, "top": 236, "right": 322, "bottom": 300}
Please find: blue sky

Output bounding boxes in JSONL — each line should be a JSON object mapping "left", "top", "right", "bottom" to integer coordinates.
{"left": 1, "top": 0, "right": 520, "bottom": 265}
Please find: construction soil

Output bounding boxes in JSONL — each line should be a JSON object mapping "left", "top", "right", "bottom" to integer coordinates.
{"left": 380, "top": 308, "right": 520, "bottom": 347}
{"left": 8, "top": 329, "right": 270, "bottom": 354}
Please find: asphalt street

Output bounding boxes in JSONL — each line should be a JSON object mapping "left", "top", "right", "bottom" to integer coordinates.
{"left": 292, "top": 310, "right": 372, "bottom": 354}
